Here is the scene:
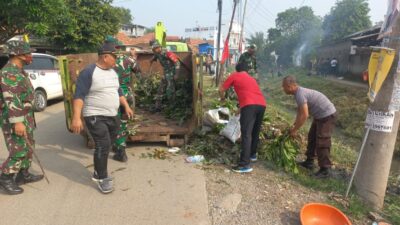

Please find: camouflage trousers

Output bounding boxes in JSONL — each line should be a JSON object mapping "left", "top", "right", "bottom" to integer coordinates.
{"left": 113, "top": 91, "right": 134, "bottom": 152}
{"left": 155, "top": 73, "right": 176, "bottom": 109}
{"left": 1, "top": 125, "right": 33, "bottom": 174}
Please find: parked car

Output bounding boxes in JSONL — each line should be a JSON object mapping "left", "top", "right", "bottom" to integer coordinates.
{"left": 24, "top": 53, "right": 63, "bottom": 111}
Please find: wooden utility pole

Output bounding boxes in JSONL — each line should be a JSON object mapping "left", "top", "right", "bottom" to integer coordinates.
{"left": 353, "top": 15, "right": 400, "bottom": 209}
{"left": 215, "top": 0, "right": 223, "bottom": 86}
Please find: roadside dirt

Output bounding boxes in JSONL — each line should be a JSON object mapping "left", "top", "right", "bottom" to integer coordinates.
{"left": 204, "top": 163, "right": 369, "bottom": 225}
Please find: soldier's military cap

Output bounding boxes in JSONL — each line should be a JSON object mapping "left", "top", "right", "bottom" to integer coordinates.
{"left": 151, "top": 40, "right": 161, "bottom": 49}
{"left": 105, "top": 35, "right": 123, "bottom": 46}
{"left": 248, "top": 44, "right": 257, "bottom": 50}
{"left": 6, "top": 40, "right": 35, "bottom": 56}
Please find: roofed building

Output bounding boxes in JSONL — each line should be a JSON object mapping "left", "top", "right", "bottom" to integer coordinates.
{"left": 316, "top": 24, "right": 382, "bottom": 80}
{"left": 119, "top": 24, "right": 148, "bottom": 38}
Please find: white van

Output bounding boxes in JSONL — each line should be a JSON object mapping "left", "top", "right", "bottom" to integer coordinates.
{"left": 24, "top": 53, "right": 63, "bottom": 111}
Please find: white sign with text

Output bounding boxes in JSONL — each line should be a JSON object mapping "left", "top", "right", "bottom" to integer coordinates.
{"left": 365, "top": 109, "right": 395, "bottom": 132}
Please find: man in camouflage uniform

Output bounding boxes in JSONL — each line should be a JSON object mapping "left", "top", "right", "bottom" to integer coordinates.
{"left": 104, "top": 36, "right": 139, "bottom": 162}
{"left": 238, "top": 45, "right": 258, "bottom": 79}
{"left": 150, "top": 40, "right": 180, "bottom": 112}
{"left": 112, "top": 47, "right": 139, "bottom": 162}
{"left": 0, "top": 41, "right": 43, "bottom": 195}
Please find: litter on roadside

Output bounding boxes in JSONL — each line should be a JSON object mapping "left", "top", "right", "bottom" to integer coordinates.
{"left": 185, "top": 155, "right": 205, "bottom": 163}
{"left": 168, "top": 147, "right": 181, "bottom": 153}
{"left": 203, "top": 107, "right": 230, "bottom": 127}
{"left": 220, "top": 115, "right": 241, "bottom": 143}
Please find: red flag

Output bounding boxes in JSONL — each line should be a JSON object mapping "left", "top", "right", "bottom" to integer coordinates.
{"left": 220, "top": 37, "right": 229, "bottom": 64}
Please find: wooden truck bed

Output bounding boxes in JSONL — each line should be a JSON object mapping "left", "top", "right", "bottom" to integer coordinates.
{"left": 128, "top": 108, "right": 189, "bottom": 147}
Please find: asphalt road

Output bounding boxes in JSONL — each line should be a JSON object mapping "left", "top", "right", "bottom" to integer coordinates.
{"left": 0, "top": 101, "right": 210, "bottom": 225}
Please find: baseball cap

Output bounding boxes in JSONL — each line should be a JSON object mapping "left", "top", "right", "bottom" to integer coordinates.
{"left": 98, "top": 42, "right": 118, "bottom": 55}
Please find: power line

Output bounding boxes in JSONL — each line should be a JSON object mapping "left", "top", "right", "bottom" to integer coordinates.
{"left": 245, "top": 19, "right": 266, "bottom": 35}
{"left": 244, "top": 19, "right": 260, "bottom": 33}
{"left": 257, "top": 2, "right": 276, "bottom": 20}
{"left": 244, "top": 0, "right": 276, "bottom": 34}
{"left": 245, "top": 22, "right": 259, "bottom": 34}
{"left": 248, "top": 0, "right": 262, "bottom": 16}
{"left": 247, "top": 0, "right": 275, "bottom": 26}
{"left": 246, "top": 14, "right": 268, "bottom": 30}
{"left": 253, "top": 6, "right": 275, "bottom": 24}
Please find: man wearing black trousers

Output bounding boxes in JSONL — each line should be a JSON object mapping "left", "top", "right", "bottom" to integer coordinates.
{"left": 219, "top": 63, "right": 266, "bottom": 173}
{"left": 71, "top": 42, "right": 133, "bottom": 193}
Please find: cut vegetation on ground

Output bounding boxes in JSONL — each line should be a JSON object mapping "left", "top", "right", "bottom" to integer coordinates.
{"left": 190, "top": 72, "right": 400, "bottom": 225}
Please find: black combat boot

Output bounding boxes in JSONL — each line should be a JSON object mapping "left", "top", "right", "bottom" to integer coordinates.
{"left": 0, "top": 173, "right": 24, "bottom": 195}
{"left": 298, "top": 158, "right": 315, "bottom": 170}
{"left": 113, "top": 148, "right": 128, "bottom": 162}
{"left": 15, "top": 169, "right": 44, "bottom": 185}
{"left": 314, "top": 167, "right": 331, "bottom": 179}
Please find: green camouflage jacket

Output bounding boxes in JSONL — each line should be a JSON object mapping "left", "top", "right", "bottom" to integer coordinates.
{"left": 115, "top": 55, "right": 139, "bottom": 95}
{"left": 238, "top": 52, "right": 257, "bottom": 75}
{"left": 0, "top": 63, "right": 35, "bottom": 130}
{"left": 152, "top": 51, "right": 179, "bottom": 78}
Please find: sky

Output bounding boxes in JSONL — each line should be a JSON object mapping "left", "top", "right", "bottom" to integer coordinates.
{"left": 113, "top": 0, "right": 387, "bottom": 38}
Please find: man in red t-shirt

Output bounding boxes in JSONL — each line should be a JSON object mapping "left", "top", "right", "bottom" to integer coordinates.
{"left": 219, "top": 63, "right": 266, "bottom": 173}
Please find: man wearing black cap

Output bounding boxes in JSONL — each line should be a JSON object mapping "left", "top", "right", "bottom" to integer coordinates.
{"left": 70, "top": 42, "right": 133, "bottom": 194}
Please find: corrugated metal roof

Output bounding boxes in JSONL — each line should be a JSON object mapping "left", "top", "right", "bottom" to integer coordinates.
{"left": 344, "top": 24, "right": 381, "bottom": 39}
{"left": 350, "top": 32, "right": 379, "bottom": 41}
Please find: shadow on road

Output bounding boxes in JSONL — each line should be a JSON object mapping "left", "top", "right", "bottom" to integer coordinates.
{"left": 34, "top": 106, "right": 95, "bottom": 188}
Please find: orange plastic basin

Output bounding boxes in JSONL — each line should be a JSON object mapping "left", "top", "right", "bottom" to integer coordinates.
{"left": 300, "top": 203, "right": 352, "bottom": 225}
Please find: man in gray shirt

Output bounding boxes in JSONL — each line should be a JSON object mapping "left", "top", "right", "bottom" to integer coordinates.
{"left": 71, "top": 42, "right": 133, "bottom": 194}
{"left": 282, "top": 76, "right": 336, "bottom": 178}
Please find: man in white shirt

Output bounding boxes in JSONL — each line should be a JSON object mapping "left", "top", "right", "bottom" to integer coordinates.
{"left": 71, "top": 42, "right": 133, "bottom": 194}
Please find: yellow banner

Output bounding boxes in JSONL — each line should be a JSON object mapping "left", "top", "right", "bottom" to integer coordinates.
{"left": 155, "top": 22, "right": 166, "bottom": 48}
{"left": 23, "top": 34, "right": 30, "bottom": 43}
{"left": 368, "top": 47, "right": 395, "bottom": 102}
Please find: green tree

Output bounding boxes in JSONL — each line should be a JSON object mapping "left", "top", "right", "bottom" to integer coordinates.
{"left": 275, "top": 7, "right": 320, "bottom": 37}
{"left": 246, "top": 32, "right": 265, "bottom": 51}
{"left": 61, "top": 0, "right": 122, "bottom": 52}
{"left": 267, "top": 28, "right": 281, "bottom": 44}
{"left": 115, "top": 7, "right": 134, "bottom": 25}
{"left": 0, "top": 0, "right": 132, "bottom": 52}
{"left": 246, "top": 32, "right": 269, "bottom": 72}
{"left": 266, "top": 6, "right": 322, "bottom": 67}
{"left": 322, "top": 0, "right": 371, "bottom": 43}
{"left": 0, "top": 0, "right": 73, "bottom": 44}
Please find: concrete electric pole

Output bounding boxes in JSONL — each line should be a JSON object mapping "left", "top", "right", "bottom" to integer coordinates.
{"left": 353, "top": 11, "right": 400, "bottom": 209}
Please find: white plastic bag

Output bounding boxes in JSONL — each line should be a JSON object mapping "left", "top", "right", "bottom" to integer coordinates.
{"left": 220, "top": 115, "right": 241, "bottom": 143}
{"left": 203, "top": 107, "right": 230, "bottom": 127}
